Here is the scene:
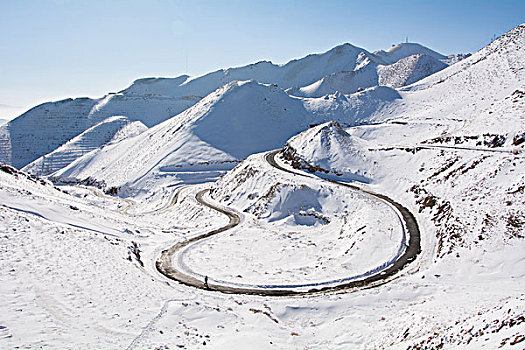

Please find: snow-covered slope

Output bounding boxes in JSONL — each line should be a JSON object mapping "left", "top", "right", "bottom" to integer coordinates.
{"left": 289, "top": 53, "right": 448, "bottom": 98}
{"left": 22, "top": 116, "right": 147, "bottom": 176}
{"left": 282, "top": 121, "right": 376, "bottom": 182}
{"left": 0, "top": 98, "right": 99, "bottom": 169}
{"left": 0, "top": 118, "right": 7, "bottom": 126}
{"left": 405, "top": 23, "right": 524, "bottom": 98}
{"left": 55, "top": 81, "right": 313, "bottom": 196}
{"left": 0, "top": 94, "right": 197, "bottom": 170}
{"left": 86, "top": 92, "right": 200, "bottom": 127}
{"left": 374, "top": 42, "right": 448, "bottom": 64}
{"left": 303, "top": 86, "right": 402, "bottom": 123}
{"left": 377, "top": 54, "right": 447, "bottom": 88}
{"left": 287, "top": 63, "right": 379, "bottom": 98}
{"left": 0, "top": 161, "right": 232, "bottom": 349}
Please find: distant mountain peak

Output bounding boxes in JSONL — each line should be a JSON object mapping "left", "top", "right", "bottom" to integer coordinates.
{"left": 330, "top": 42, "right": 362, "bottom": 53}
{"left": 374, "top": 42, "right": 447, "bottom": 64}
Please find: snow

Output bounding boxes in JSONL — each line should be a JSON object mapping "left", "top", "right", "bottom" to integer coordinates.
{"left": 2, "top": 22, "right": 525, "bottom": 349}
{"left": 303, "top": 86, "right": 402, "bottom": 124}
{"left": 54, "top": 81, "right": 314, "bottom": 199}
{"left": 0, "top": 94, "right": 198, "bottom": 170}
{"left": 22, "top": 116, "right": 147, "bottom": 176}
{"left": 283, "top": 121, "right": 377, "bottom": 182}
{"left": 0, "top": 40, "right": 457, "bottom": 173}
{"left": 191, "top": 152, "right": 406, "bottom": 289}
{"left": 374, "top": 42, "right": 447, "bottom": 64}
{"left": 287, "top": 63, "right": 380, "bottom": 98}
{"left": 287, "top": 53, "right": 447, "bottom": 98}
{"left": 377, "top": 54, "right": 447, "bottom": 88}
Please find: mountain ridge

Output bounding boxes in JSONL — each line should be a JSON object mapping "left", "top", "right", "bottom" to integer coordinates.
{"left": 0, "top": 41, "right": 464, "bottom": 172}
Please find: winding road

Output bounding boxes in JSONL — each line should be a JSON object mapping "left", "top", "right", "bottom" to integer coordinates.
{"left": 74, "top": 184, "right": 187, "bottom": 216}
{"left": 156, "top": 150, "right": 421, "bottom": 296}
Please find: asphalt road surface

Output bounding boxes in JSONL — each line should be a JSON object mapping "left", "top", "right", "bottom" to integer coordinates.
{"left": 156, "top": 150, "right": 421, "bottom": 296}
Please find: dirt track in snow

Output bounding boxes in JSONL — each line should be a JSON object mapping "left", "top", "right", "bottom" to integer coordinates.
{"left": 156, "top": 150, "right": 421, "bottom": 296}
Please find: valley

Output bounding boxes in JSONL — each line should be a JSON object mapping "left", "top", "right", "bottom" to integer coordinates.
{"left": 1, "top": 22, "right": 524, "bottom": 350}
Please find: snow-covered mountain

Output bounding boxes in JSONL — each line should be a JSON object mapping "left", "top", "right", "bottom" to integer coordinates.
{"left": 377, "top": 53, "right": 448, "bottom": 88}
{"left": 55, "top": 80, "right": 313, "bottom": 196}
{"left": 52, "top": 49, "right": 448, "bottom": 195}
{"left": 53, "top": 82, "right": 406, "bottom": 197}
{"left": 374, "top": 42, "right": 448, "bottom": 64}
{"left": 287, "top": 52, "right": 448, "bottom": 98}
{"left": 22, "top": 116, "right": 147, "bottom": 176}
{"left": 122, "top": 43, "right": 379, "bottom": 98}
{"left": 0, "top": 119, "right": 7, "bottom": 126}
{"left": 0, "top": 41, "right": 462, "bottom": 173}
{"left": 282, "top": 121, "right": 376, "bottom": 182}
{"left": 0, "top": 94, "right": 199, "bottom": 170}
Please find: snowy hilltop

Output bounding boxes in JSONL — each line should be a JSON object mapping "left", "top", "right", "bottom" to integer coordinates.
{"left": 1, "top": 22, "right": 524, "bottom": 350}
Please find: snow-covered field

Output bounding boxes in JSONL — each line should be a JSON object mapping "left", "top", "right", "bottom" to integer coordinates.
{"left": 1, "top": 23, "right": 525, "bottom": 349}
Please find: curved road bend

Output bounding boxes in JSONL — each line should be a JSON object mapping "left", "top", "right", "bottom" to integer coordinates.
{"left": 129, "top": 185, "right": 189, "bottom": 216}
{"left": 77, "top": 184, "right": 188, "bottom": 216}
{"left": 71, "top": 185, "right": 134, "bottom": 213}
{"left": 156, "top": 150, "right": 421, "bottom": 296}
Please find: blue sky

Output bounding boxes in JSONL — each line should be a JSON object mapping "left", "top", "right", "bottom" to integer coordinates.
{"left": 1, "top": 0, "right": 524, "bottom": 119}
